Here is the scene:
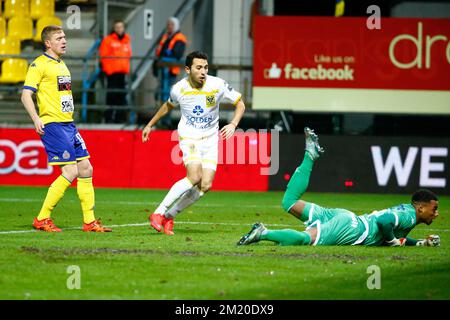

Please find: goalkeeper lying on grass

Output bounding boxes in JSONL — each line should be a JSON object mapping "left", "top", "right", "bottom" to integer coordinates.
{"left": 238, "top": 128, "right": 440, "bottom": 247}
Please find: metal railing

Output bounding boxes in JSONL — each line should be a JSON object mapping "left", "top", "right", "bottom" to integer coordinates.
{"left": 80, "top": 54, "right": 185, "bottom": 125}
{"left": 130, "top": 0, "right": 200, "bottom": 91}
{"left": 0, "top": 52, "right": 252, "bottom": 126}
{"left": 81, "top": 38, "right": 102, "bottom": 122}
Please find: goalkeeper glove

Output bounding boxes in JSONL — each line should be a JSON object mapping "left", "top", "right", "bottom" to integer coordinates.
{"left": 386, "top": 238, "right": 406, "bottom": 246}
{"left": 416, "top": 235, "right": 440, "bottom": 247}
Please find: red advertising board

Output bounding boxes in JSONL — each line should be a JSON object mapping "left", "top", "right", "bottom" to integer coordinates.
{"left": 0, "top": 128, "right": 270, "bottom": 191}
{"left": 253, "top": 16, "right": 450, "bottom": 113}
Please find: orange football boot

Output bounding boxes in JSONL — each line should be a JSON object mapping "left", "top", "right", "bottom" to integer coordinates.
{"left": 82, "top": 219, "right": 112, "bottom": 232}
{"left": 33, "top": 217, "right": 62, "bottom": 232}
{"left": 163, "top": 218, "right": 174, "bottom": 236}
{"left": 149, "top": 213, "right": 165, "bottom": 232}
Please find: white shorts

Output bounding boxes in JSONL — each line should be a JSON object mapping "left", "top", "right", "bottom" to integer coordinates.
{"left": 179, "top": 133, "right": 219, "bottom": 171}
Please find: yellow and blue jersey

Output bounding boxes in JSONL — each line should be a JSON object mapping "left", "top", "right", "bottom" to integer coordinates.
{"left": 23, "top": 53, "right": 74, "bottom": 124}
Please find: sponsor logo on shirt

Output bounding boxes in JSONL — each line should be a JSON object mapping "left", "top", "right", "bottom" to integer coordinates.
{"left": 193, "top": 105, "right": 204, "bottom": 116}
{"left": 57, "top": 76, "right": 72, "bottom": 91}
{"left": 186, "top": 115, "right": 214, "bottom": 126}
{"left": 186, "top": 106, "right": 214, "bottom": 128}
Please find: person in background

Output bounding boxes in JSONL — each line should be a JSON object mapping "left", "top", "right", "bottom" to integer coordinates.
{"left": 99, "top": 20, "right": 132, "bottom": 124}
{"left": 153, "top": 17, "right": 187, "bottom": 128}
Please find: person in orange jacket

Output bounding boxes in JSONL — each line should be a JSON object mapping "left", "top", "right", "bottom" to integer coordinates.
{"left": 99, "top": 20, "right": 132, "bottom": 123}
{"left": 154, "top": 17, "right": 187, "bottom": 85}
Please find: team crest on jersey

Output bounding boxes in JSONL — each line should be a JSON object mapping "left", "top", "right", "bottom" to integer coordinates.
{"left": 62, "top": 150, "right": 70, "bottom": 160}
{"left": 57, "top": 76, "right": 72, "bottom": 91}
{"left": 206, "top": 95, "right": 216, "bottom": 108}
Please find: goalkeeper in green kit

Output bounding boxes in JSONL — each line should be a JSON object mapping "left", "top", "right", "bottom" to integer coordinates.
{"left": 238, "top": 128, "right": 440, "bottom": 248}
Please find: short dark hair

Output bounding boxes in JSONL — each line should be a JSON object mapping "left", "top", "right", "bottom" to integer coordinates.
{"left": 411, "top": 189, "right": 438, "bottom": 204}
{"left": 41, "top": 25, "right": 63, "bottom": 44}
{"left": 185, "top": 51, "right": 208, "bottom": 68}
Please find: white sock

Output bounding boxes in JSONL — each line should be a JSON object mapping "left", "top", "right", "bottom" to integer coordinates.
{"left": 165, "top": 186, "right": 204, "bottom": 218}
{"left": 154, "top": 177, "right": 193, "bottom": 215}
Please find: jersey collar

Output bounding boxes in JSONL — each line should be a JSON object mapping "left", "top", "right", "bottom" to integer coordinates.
{"left": 44, "top": 53, "right": 61, "bottom": 63}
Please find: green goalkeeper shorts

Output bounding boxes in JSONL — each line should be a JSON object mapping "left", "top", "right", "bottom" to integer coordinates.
{"left": 303, "top": 202, "right": 367, "bottom": 246}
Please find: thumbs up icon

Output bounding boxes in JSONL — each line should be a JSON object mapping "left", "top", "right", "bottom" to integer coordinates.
{"left": 264, "top": 63, "right": 282, "bottom": 79}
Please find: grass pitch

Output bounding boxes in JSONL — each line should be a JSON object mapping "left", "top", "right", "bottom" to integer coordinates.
{"left": 0, "top": 186, "right": 449, "bottom": 300}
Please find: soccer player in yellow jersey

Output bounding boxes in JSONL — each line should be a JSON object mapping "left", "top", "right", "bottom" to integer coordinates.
{"left": 21, "top": 25, "right": 111, "bottom": 232}
{"left": 142, "top": 51, "right": 246, "bottom": 235}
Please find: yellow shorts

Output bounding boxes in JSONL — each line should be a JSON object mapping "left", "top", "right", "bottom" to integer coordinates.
{"left": 179, "top": 133, "right": 219, "bottom": 171}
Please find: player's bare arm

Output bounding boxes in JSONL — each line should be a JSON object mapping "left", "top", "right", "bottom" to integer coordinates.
{"left": 220, "top": 99, "right": 246, "bottom": 140}
{"left": 21, "top": 89, "right": 45, "bottom": 135}
{"left": 142, "top": 101, "right": 175, "bottom": 142}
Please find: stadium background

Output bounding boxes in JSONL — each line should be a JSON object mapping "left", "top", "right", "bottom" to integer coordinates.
{"left": 0, "top": 0, "right": 449, "bottom": 195}
{"left": 0, "top": 0, "right": 449, "bottom": 303}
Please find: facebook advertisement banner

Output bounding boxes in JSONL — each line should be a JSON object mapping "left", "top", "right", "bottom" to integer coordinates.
{"left": 253, "top": 16, "right": 450, "bottom": 114}
{"left": 270, "top": 134, "right": 450, "bottom": 195}
{"left": 0, "top": 128, "right": 270, "bottom": 191}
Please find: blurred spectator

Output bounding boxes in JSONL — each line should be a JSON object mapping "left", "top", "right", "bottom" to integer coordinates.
{"left": 99, "top": 20, "right": 132, "bottom": 123}
{"left": 153, "top": 17, "right": 187, "bottom": 129}
{"left": 154, "top": 17, "right": 187, "bottom": 88}
{"left": 153, "top": 17, "right": 187, "bottom": 128}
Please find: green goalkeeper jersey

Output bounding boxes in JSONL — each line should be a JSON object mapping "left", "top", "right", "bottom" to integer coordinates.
{"left": 361, "top": 204, "right": 417, "bottom": 246}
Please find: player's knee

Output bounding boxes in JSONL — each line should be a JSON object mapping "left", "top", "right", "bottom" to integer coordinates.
{"left": 187, "top": 175, "right": 202, "bottom": 186}
{"left": 61, "top": 164, "right": 78, "bottom": 181}
{"left": 281, "top": 194, "right": 296, "bottom": 213}
{"left": 187, "top": 170, "right": 202, "bottom": 185}
{"left": 76, "top": 161, "right": 93, "bottom": 178}
{"left": 78, "top": 163, "right": 94, "bottom": 177}
{"left": 200, "top": 180, "right": 212, "bottom": 193}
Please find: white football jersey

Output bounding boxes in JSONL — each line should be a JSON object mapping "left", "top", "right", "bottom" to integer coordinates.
{"left": 168, "top": 75, "right": 242, "bottom": 139}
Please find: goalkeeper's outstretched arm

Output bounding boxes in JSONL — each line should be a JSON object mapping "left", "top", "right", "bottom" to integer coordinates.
{"left": 405, "top": 237, "right": 419, "bottom": 246}
{"left": 412, "top": 235, "right": 440, "bottom": 247}
{"left": 376, "top": 214, "right": 400, "bottom": 246}
{"left": 376, "top": 215, "right": 440, "bottom": 247}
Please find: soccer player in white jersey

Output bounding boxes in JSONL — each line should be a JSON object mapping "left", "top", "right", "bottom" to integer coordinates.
{"left": 142, "top": 51, "right": 246, "bottom": 235}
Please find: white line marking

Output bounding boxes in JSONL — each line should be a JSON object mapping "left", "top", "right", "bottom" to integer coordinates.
{"left": 0, "top": 198, "right": 280, "bottom": 209}
{"left": 2, "top": 197, "right": 435, "bottom": 213}
{"left": 0, "top": 229, "right": 37, "bottom": 234}
{"left": 0, "top": 220, "right": 448, "bottom": 234}
{"left": 0, "top": 221, "right": 286, "bottom": 234}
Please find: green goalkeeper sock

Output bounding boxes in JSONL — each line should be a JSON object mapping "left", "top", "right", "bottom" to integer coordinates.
{"left": 281, "top": 152, "right": 314, "bottom": 220}
{"left": 261, "top": 229, "right": 311, "bottom": 246}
